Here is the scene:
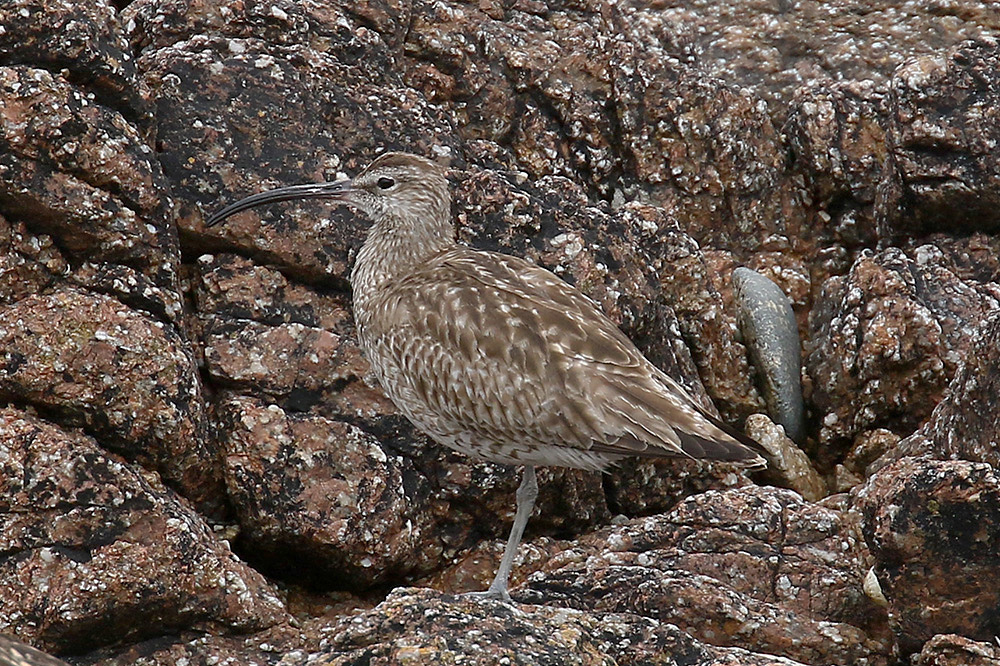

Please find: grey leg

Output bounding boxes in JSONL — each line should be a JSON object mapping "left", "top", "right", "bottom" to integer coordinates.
{"left": 487, "top": 465, "right": 538, "bottom": 599}
{"left": 465, "top": 465, "right": 538, "bottom": 602}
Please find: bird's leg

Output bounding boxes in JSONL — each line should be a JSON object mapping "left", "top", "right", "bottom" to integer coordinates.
{"left": 463, "top": 465, "right": 538, "bottom": 602}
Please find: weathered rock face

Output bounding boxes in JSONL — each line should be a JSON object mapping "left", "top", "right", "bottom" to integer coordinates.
{"left": 0, "top": 0, "right": 998, "bottom": 663}
{"left": 857, "top": 457, "right": 1000, "bottom": 654}
{"left": 912, "top": 634, "right": 1000, "bottom": 666}
{"left": 0, "top": 288, "right": 221, "bottom": 509}
{"left": 807, "top": 246, "right": 1000, "bottom": 463}
{"left": 877, "top": 311, "right": 1000, "bottom": 469}
{"left": 308, "top": 587, "right": 818, "bottom": 666}
{"left": 520, "top": 486, "right": 892, "bottom": 666}
{"left": 879, "top": 38, "right": 1000, "bottom": 239}
{"left": 0, "top": 408, "right": 285, "bottom": 655}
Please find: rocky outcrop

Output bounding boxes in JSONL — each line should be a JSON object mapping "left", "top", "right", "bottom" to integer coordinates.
{"left": 807, "top": 246, "right": 1000, "bottom": 463}
{"left": 0, "top": 408, "right": 285, "bottom": 654}
{"left": 0, "top": 0, "right": 998, "bottom": 663}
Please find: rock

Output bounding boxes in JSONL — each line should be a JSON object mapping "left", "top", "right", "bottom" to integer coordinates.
{"left": 0, "top": 408, "right": 286, "bottom": 656}
{"left": 0, "top": 65, "right": 180, "bottom": 312}
{"left": 878, "top": 311, "right": 1000, "bottom": 470}
{"left": 136, "top": 33, "right": 460, "bottom": 283}
{"left": 912, "top": 634, "right": 1000, "bottom": 666}
{"left": 218, "top": 397, "right": 437, "bottom": 589}
{"left": 905, "top": 232, "right": 1000, "bottom": 285}
{"left": 745, "top": 414, "right": 826, "bottom": 501}
{"left": 217, "top": 396, "right": 610, "bottom": 593}
{"left": 195, "top": 253, "right": 388, "bottom": 415}
{"left": 807, "top": 246, "right": 1000, "bottom": 462}
{"left": 844, "top": 429, "right": 901, "bottom": 479}
{"left": 122, "top": 0, "right": 405, "bottom": 67}
{"left": 0, "top": 289, "right": 222, "bottom": 509}
{"left": 1, "top": 0, "right": 997, "bottom": 662}
{"left": 733, "top": 268, "right": 805, "bottom": 443}
{"left": 0, "top": 214, "right": 68, "bottom": 305}
{"left": 521, "top": 486, "right": 891, "bottom": 665}
{"left": 0, "top": 0, "right": 150, "bottom": 125}
{"left": 786, "top": 80, "right": 889, "bottom": 248}
{"left": 309, "top": 587, "right": 814, "bottom": 666}
{"left": 857, "top": 457, "right": 1000, "bottom": 654}
{"left": 612, "top": 53, "right": 804, "bottom": 255}
{"left": 879, "top": 38, "right": 1000, "bottom": 238}
{"left": 618, "top": 0, "right": 997, "bottom": 124}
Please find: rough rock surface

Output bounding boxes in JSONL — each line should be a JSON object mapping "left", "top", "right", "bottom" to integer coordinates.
{"left": 912, "top": 634, "right": 1000, "bottom": 666}
{"left": 0, "top": 288, "right": 221, "bottom": 508}
{"left": 807, "top": 246, "right": 1000, "bottom": 463}
{"left": 745, "top": 414, "right": 826, "bottom": 502}
{"left": 879, "top": 38, "right": 1000, "bottom": 239}
{"left": 0, "top": 0, "right": 997, "bottom": 663}
{"left": 877, "top": 312, "right": 1000, "bottom": 469}
{"left": 0, "top": 407, "right": 285, "bottom": 655}
{"left": 306, "top": 587, "right": 814, "bottom": 666}
{"left": 617, "top": 0, "right": 999, "bottom": 125}
{"left": 520, "top": 486, "right": 891, "bottom": 666}
{"left": 857, "top": 457, "right": 1000, "bottom": 654}
{"left": 218, "top": 397, "right": 437, "bottom": 588}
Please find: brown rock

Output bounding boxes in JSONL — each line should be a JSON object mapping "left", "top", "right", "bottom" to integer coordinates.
{"left": 617, "top": 0, "right": 998, "bottom": 124}
{"left": 807, "top": 246, "right": 1000, "bottom": 462}
{"left": 311, "top": 587, "right": 814, "bottom": 666}
{"left": 913, "top": 634, "right": 1000, "bottom": 666}
{"left": 906, "top": 232, "right": 1000, "bottom": 285}
{"left": 404, "top": 0, "right": 617, "bottom": 186}
{"left": 611, "top": 45, "right": 805, "bottom": 254}
{"left": 857, "top": 456, "right": 1000, "bottom": 654}
{"left": 877, "top": 312, "right": 1000, "bottom": 469}
{"left": 122, "top": 0, "right": 405, "bottom": 66}
{"left": 642, "top": 223, "right": 765, "bottom": 423}
{"left": 844, "top": 428, "right": 901, "bottom": 478}
{"left": 745, "top": 414, "right": 826, "bottom": 501}
{"left": 0, "top": 0, "right": 149, "bottom": 125}
{"left": 0, "top": 214, "right": 68, "bottom": 305}
{"left": 880, "top": 38, "right": 1000, "bottom": 238}
{"left": 785, "top": 80, "right": 889, "bottom": 248}
{"left": 0, "top": 408, "right": 285, "bottom": 655}
{"left": 521, "top": 486, "right": 891, "bottom": 665}
{"left": 0, "top": 289, "right": 220, "bottom": 508}
{"left": 218, "top": 397, "right": 437, "bottom": 588}
{"left": 196, "top": 253, "right": 387, "bottom": 415}
{"left": 136, "top": 34, "right": 460, "bottom": 282}
{"left": 0, "top": 66, "right": 180, "bottom": 309}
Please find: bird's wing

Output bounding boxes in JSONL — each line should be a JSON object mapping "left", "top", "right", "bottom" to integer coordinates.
{"left": 366, "top": 247, "right": 763, "bottom": 467}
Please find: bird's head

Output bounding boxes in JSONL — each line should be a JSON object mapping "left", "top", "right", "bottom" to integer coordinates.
{"left": 206, "top": 152, "right": 451, "bottom": 232}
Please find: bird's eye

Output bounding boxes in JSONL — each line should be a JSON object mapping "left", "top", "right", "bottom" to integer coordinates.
{"left": 377, "top": 177, "right": 395, "bottom": 190}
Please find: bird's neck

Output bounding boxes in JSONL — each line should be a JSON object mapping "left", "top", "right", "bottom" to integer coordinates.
{"left": 350, "top": 211, "right": 455, "bottom": 311}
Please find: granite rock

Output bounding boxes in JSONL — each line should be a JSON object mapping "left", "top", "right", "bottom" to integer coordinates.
{"left": 521, "top": 486, "right": 891, "bottom": 666}
{"left": 857, "top": 456, "right": 1000, "bottom": 655}
{"left": 0, "top": 289, "right": 221, "bottom": 509}
{"left": 0, "top": 408, "right": 285, "bottom": 655}
{"left": 807, "top": 246, "right": 1000, "bottom": 463}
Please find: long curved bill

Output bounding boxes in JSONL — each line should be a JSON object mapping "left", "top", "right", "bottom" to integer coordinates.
{"left": 205, "top": 179, "right": 354, "bottom": 227}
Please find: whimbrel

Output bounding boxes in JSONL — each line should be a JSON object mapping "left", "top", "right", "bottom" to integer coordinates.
{"left": 207, "top": 152, "right": 765, "bottom": 600}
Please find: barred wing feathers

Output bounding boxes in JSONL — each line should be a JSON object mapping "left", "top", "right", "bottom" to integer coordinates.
{"left": 360, "top": 246, "right": 765, "bottom": 471}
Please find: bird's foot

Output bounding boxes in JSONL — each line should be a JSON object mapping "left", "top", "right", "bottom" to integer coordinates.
{"left": 458, "top": 587, "right": 512, "bottom": 603}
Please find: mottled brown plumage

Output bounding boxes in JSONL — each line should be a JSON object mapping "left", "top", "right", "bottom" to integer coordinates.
{"left": 208, "top": 152, "right": 765, "bottom": 600}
